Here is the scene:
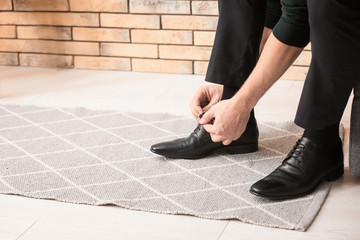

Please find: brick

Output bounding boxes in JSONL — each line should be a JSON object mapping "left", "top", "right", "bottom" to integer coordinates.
{"left": 70, "top": 0, "right": 127, "bottom": 12}
{"left": 0, "top": 53, "right": 18, "bottom": 66}
{"left": 75, "top": 56, "right": 131, "bottom": 70}
{"left": 0, "top": 0, "right": 12, "bottom": 10}
{"left": 131, "top": 30, "right": 192, "bottom": 44}
{"left": 0, "top": 26, "right": 16, "bottom": 39}
{"left": 0, "top": 39, "right": 99, "bottom": 55}
{"left": 192, "top": 1, "right": 218, "bottom": 15}
{"left": 130, "top": 0, "right": 190, "bottom": 14}
{"left": 101, "top": 14, "right": 160, "bottom": 29}
{"left": 293, "top": 51, "right": 311, "bottom": 66}
{"left": 101, "top": 43, "right": 157, "bottom": 58}
{"left": 162, "top": 15, "right": 218, "bottom": 30}
{"left": 194, "top": 61, "right": 209, "bottom": 75}
{"left": 73, "top": 28, "right": 130, "bottom": 42}
{"left": 280, "top": 66, "right": 308, "bottom": 81}
{"left": 194, "top": 31, "right": 215, "bottom": 46}
{"left": 20, "top": 54, "right": 73, "bottom": 68}
{"left": 132, "top": 59, "right": 192, "bottom": 74}
{"left": 159, "top": 45, "right": 212, "bottom": 60}
{"left": 17, "top": 26, "right": 71, "bottom": 40}
{"left": 0, "top": 12, "right": 99, "bottom": 27}
{"left": 14, "top": 0, "right": 69, "bottom": 11}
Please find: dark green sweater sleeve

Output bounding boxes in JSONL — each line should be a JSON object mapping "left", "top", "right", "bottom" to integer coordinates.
{"left": 273, "top": 0, "right": 310, "bottom": 48}
{"left": 265, "top": 0, "right": 282, "bottom": 29}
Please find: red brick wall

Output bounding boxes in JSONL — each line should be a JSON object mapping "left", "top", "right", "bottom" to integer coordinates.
{"left": 0, "top": 0, "right": 311, "bottom": 79}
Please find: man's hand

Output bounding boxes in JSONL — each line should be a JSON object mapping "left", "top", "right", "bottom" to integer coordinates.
{"left": 194, "top": 34, "right": 303, "bottom": 146}
{"left": 189, "top": 84, "right": 223, "bottom": 121}
{"left": 199, "top": 99, "right": 252, "bottom": 145}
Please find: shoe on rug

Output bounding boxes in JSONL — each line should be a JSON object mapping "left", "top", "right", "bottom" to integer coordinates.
{"left": 250, "top": 136, "right": 344, "bottom": 200}
{"left": 150, "top": 115, "right": 259, "bottom": 159}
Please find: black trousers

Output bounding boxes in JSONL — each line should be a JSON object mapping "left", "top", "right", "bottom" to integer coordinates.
{"left": 205, "top": 0, "right": 360, "bottom": 130}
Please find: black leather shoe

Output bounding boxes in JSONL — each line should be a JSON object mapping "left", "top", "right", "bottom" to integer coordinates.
{"left": 250, "top": 136, "right": 344, "bottom": 200}
{"left": 150, "top": 115, "right": 259, "bottom": 159}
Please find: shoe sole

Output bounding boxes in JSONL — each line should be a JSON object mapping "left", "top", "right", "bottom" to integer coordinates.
{"left": 152, "top": 142, "right": 258, "bottom": 160}
{"left": 249, "top": 164, "right": 344, "bottom": 200}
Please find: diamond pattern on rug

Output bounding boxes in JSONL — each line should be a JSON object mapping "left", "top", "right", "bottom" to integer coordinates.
{"left": 16, "top": 137, "right": 76, "bottom": 155}
{"left": 22, "top": 109, "right": 73, "bottom": 124}
{"left": 0, "top": 156, "right": 47, "bottom": 176}
{"left": 3, "top": 171, "right": 73, "bottom": 192}
{"left": 63, "top": 131, "right": 124, "bottom": 148}
{"left": 0, "top": 144, "right": 26, "bottom": 159}
{"left": 0, "top": 104, "right": 343, "bottom": 231}
{"left": 84, "top": 180, "right": 160, "bottom": 201}
{"left": 0, "top": 116, "right": 30, "bottom": 129}
{"left": 37, "top": 150, "right": 101, "bottom": 169}
{"left": 0, "top": 125, "right": 52, "bottom": 142}
{"left": 112, "top": 156, "right": 182, "bottom": 178}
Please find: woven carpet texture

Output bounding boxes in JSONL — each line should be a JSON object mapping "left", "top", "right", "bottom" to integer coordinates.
{"left": 0, "top": 104, "right": 341, "bottom": 231}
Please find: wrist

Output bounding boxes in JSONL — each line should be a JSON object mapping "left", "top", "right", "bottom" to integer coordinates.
{"left": 230, "top": 91, "right": 257, "bottom": 112}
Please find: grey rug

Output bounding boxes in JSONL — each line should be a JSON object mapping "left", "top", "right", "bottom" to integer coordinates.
{"left": 0, "top": 104, "right": 342, "bottom": 231}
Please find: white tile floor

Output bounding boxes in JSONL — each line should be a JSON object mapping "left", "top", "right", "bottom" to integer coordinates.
{"left": 0, "top": 66, "right": 359, "bottom": 240}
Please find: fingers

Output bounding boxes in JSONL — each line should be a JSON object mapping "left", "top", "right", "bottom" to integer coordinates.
{"left": 211, "top": 134, "right": 224, "bottom": 143}
{"left": 203, "top": 124, "right": 223, "bottom": 142}
{"left": 202, "top": 97, "right": 219, "bottom": 112}
{"left": 211, "top": 134, "right": 232, "bottom": 145}
{"left": 189, "top": 96, "right": 203, "bottom": 119}
{"left": 190, "top": 88, "right": 207, "bottom": 120}
{"left": 203, "top": 124, "right": 215, "bottom": 134}
{"left": 203, "top": 124, "right": 232, "bottom": 144}
{"left": 203, "top": 125, "right": 219, "bottom": 142}
{"left": 202, "top": 102, "right": 213, "bottom": 113}
{"left": 190, "top": 105, "right": 203, "bottom": 120}
{"left": 222, "top": 139, "right": 232, "bottom": 146}
{"left": 199, "top": 110, "right": 215, "bottom": 125}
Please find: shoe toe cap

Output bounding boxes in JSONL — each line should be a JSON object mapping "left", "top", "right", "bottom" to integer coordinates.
{"left": 250, "top": 178, "right": 288, "bottom": 197}
{"left": 150, "top": 143, "right": 166, "bottom": 154}
{"left": 249, "top": 180, "right": 268, "bottom": 196}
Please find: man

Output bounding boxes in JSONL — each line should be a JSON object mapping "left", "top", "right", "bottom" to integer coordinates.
{"left": 151, "top": 0, "right": 360, "bottom": 200}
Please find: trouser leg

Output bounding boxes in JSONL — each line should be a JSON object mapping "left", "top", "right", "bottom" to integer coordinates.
{"left": 205, "top": 0, "right": 267, "bottom": 89}
{"left": 294, "top": 0, "right": 360, "bottom": 129}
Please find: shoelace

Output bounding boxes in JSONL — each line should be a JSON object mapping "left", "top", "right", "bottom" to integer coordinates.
{"left": 285, "top": 139, "right": 306, "bottom": 164}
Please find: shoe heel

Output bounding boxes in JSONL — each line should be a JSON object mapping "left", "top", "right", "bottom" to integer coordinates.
{"left": 325, "top": 165, "right": 344, "bottom": 181}
{"left": 226, "top": 143, "right": 258, "bottom": 154}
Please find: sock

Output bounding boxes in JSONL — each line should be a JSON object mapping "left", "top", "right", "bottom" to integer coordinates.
{"left": 221, "top": 86, "right": 238, "bottom": 100}
{"left": 302, "top": 122, "right": 340, "bottom": 145}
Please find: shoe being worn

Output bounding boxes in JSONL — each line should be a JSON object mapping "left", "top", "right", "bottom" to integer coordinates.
{"left": 250, "top": 136, "right": 344, "bottom": 200}
{"left": 150, "top": 116, "right": 259, "bottom": 159}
